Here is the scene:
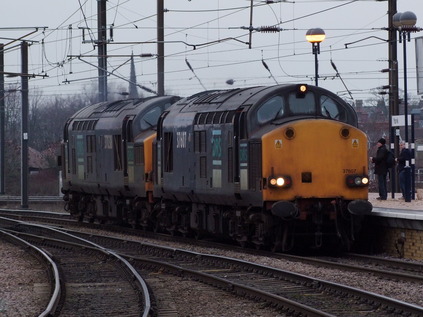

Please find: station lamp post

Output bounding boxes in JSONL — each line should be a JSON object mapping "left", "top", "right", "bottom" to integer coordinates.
{"left": 392, "top": 11, "right": 420, "bottom": 202}
{"left": 306, "top": 28, "right": 325, "bottom": 86}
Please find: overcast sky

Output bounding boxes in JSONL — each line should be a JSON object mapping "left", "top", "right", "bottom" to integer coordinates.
{"left": 1, "top": 0, "right": 423, "bottom": 103}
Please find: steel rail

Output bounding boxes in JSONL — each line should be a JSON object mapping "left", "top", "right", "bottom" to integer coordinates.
{"left": 0, "top": 229, "right": 62, "bottom": 317}
{"left": 0, "top": 216, "right": 151, "bottom": 317}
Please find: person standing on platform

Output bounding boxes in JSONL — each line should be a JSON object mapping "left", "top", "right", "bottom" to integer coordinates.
{"left": 370, "top": 138, "right": 388, "bottom": 200}
{"left": 397, "top": 140, "right": 412, "bottom": 200}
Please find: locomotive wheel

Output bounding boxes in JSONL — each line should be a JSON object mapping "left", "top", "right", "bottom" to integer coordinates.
{"left": 152, "top": 219, "right": 161, "bottom": 233}
{"left": 271, "top": 243, "right": 279, "bottom": 253}
{"left": 194, "top": 231, "right": 202, "bottom": 240}
{"left": 272, "top": 222, "right": 293, "bottom": 252}
{"left": 167, "top": 225, "right": 176, "bottom": 236}
{"left": 239, "top": 237, "right": 249, "bottom": 248}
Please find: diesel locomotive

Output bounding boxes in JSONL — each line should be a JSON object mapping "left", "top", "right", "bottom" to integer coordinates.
{"left": 61, "top": 84, "right": 372, "bottom": 252}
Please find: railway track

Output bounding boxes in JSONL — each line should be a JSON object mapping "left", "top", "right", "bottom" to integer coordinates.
{"left": 0, "top": 216, "right": 150, "bottom": 317}
{"left": 310, "top": 253, "right": 423, "bottom": 283}
{"left": 1, "top": 209, "right": 423, "bottom": 316}
{"left": 2, "top": 208, "right": 423, "bottom": 284}
{"left": 0, "top": 215, "right": 290, "bottom": 317}
{"left": 0, "top": 229, "right": 60, "bottom": 317}
{"left": 57, "top": 229, "right": 423, "bottom": 317}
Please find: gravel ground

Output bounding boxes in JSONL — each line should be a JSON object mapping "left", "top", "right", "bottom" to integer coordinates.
{"left": 0, "top": 193, "right": 422, "bottom": 316}
{"left": 0, "top": 241, "right": 49, "bottom": 317}
{"left": 3, "top": 236, "right": 421, "bottom": 317}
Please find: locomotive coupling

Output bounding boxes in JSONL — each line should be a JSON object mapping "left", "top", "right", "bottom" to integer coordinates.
{"left": 347, "top": 200, "right": 373, "bottom": 216}
{"left": 271, "top": 201, "right": 299, "bottom": 220}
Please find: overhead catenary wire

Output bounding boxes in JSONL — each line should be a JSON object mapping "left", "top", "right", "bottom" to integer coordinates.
{"left": 330, "top": 58, "right": 354, "bottom": 101}
{"left": 1, "top": 0, "right": 404, "bottom": 98}
{"left": 185, "top": 58, "right": 207, "bottom": 90}
{"left": 261, "top": 51, "right": 278, "bottom": 84}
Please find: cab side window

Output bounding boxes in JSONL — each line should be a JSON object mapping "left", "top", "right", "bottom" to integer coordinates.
{"left": 320, "top": 95, "right": 346, "bottom": 121}
{"left": 257, "top": 96, "right": 284, "bottom": 125}
{"left": 140, "top": 106, "right": 161, "bottom": 130}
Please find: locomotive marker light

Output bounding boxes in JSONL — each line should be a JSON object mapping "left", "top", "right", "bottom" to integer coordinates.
{"left": 346, "top": 175, "right": 369, "bottom": 188}
{"left": 268, "top": 175, "right": 292, "bottom": 188}
{"left": 296, "top": 84, "right": 308, "bottom": 98}
{"left": 306, "top": 28, "right": 325, "bottom": 86}
{"left": 393, "top": 11, "right": 421, "bottom": 202}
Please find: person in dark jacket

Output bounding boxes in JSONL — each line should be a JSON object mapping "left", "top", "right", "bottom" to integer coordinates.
{"left": 397, "top": 140, "right": 411, "bottom": 199}
{"left": 370, "top": 138, "right": 388, "bottom": 200}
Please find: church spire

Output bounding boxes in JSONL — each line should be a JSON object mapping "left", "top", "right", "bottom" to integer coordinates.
{"left": 128, "top": 53, "right": 139, "bottom": 99}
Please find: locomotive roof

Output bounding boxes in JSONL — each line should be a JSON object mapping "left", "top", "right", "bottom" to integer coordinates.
{"left": 171, "top": 84, "right": 350, "bottom": 113}
{"left": 164, "top": 84, "right": 358, "bottom": 129}
{"left": 66, "top": 95, "right": 181, "bottom": 134}
{"left": 174, "top": 85, "right": 276, "bottom": 112}
{"left": 70, "top": 96, "right": 168, "bottom": 120}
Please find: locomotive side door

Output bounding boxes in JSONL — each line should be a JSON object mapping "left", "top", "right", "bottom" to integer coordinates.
{"left": 154, "top": 111, "right": 170, "bottom": 187}
{"left": 232, "top": 108, "right": 248, "bottom": 191}
{"left": 61, "top": 120, "right": 71, "bottom": 182}
{"left": 122, "top": 115, "right": 135, "bottom": 185}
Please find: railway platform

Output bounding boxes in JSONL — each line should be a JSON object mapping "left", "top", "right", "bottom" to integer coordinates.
{"left": 368, "top": 191, "right": 423, "bottom": 220}
{"left": 362, "top": 192, "right": 423, "bottom": 260}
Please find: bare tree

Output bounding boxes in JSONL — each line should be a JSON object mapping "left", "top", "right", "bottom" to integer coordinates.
{"left": 4, "top": 85, "right": 21, "bottom": 144}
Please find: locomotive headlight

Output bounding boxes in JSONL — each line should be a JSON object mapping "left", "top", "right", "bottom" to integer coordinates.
{"left": 276, "top": 177, "right": 285, "bottom": 186}
{"left": 268, "top": 175, "right": 292, "bottom": 188}
{"left": 346, "top": 175, "right": 369, "bottom": 188}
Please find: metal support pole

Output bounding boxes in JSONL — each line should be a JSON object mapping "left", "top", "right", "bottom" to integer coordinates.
{"left": 387, "top": 0, "right": 399, "bottom": 194}
{"left": 21, "top": 41, "right": 29, "bottom": 209}
{"left": 248, "top": 0, "right": 254, "bottom": 49}
{"left": 157, "top": 0, "right": 165, "bottom": 96}
{"left": 390, "top": 127, "right": 396, "bottom": 199}
{"left": 313, "top": 43, "right": 319, "bottom": 86}
{"left": 402, "top": 32, "right": 409, "bottom": 144}
{"left": 411, "top": 114, "right": 415, "bottom": 199}
{"left": 404, "top": 166, "right": 412, "bottom": 202}
{"left": 0, "top": 43, "right": 5, "bottom": 195}
{"left": 401, "top": 30, "right": 411, "bottom": 202}
{"left": 97, "top": 0, "right": 108, "bottom": 102}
